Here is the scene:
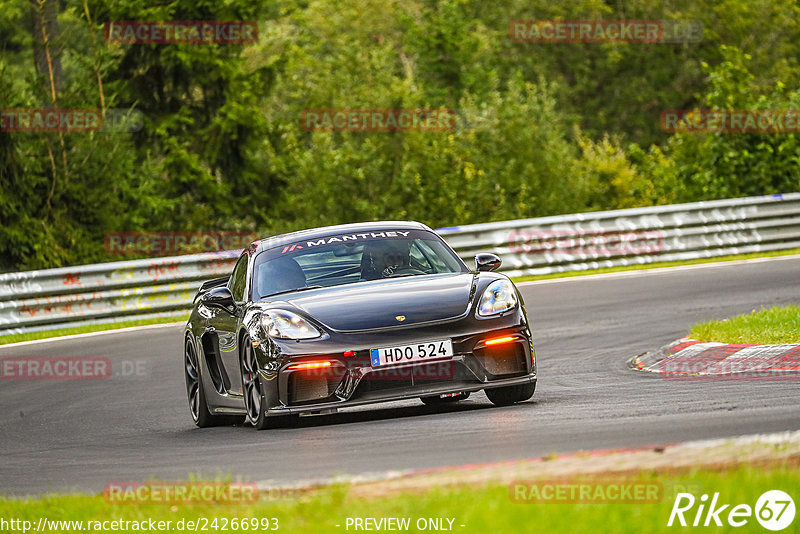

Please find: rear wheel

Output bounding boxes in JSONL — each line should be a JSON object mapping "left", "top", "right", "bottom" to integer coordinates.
{"left": 240, "top": 336, "right": 294, "bottom": 430}
{"left": 185, "top": 337, "right": 241, "bottom": 427}
{"left": 420, "top": 391, "right": 470, "bottom": 405}
{"left": 485, "top": 382, "right": 535, "bottom": 406}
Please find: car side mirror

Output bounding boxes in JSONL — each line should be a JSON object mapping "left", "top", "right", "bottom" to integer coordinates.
{"left": 475, "top": 253, "right": 502, "bottom": 272}
{"left": 203, "top": 286, "right": 236, "bottom": 308}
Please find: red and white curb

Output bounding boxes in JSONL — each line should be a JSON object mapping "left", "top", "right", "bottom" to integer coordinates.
{"left": 632, "top": 337, "right": 800, "bottom": 378}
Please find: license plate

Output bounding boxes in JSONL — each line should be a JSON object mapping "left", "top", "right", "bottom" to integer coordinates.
{"left": 370, "top": 339, "right": 453, "bottom": 367}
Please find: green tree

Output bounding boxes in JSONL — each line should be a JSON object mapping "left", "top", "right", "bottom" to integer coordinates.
{"left": 644, "top": 46, "right": 800, "bottom": 201}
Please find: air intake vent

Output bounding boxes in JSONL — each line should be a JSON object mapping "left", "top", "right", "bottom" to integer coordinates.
{"left": 289, "top": 373, "right": 341, "bottom": 403}
{"left": 477, "top": 344, "right": 526, "bottom": 376}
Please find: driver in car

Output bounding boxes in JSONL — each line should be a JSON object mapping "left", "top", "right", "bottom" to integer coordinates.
{"left": 363, "top": 241, "right": 413, "bottom": 279}
{"left": 379, "top": 243, "right": 409, "bottom": 277}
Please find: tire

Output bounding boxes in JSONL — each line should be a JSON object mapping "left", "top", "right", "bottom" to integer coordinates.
{"left": 185, "top": 337, "right": 241, "bottom": 427}
{"left": 240, "top": 335, "right": 295, "bottom": 430}
{"left": 420, "top": 392, "right": 470, "bottom": 405}
{"left": 485, "top": 382, "right": 536, "bottom": 406}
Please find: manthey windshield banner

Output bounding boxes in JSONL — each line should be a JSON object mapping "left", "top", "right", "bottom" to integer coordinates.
{"left": 273, "top": 230, "right": 431, "bottom": 256}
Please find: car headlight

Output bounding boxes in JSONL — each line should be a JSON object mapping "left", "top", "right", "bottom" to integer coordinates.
{"left": 261, "top": 310, "right": 321, "bottom": 340}
{"left": 478, "top": 279, "right": 518, "bottom": 317}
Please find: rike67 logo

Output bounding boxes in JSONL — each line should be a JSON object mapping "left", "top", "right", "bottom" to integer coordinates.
{"left": 668, "top": 490, "right": 795, "bottom": 531}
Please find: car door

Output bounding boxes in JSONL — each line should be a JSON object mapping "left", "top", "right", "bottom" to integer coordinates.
{"left": 210, "top": 252, "right": 248, "bottom": 396}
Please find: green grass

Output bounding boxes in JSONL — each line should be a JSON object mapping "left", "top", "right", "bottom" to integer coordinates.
{"left": 0, "top": 316, "right": 188, "bottom": 346}
{"left": 512, "top": 247, "right": 800, "bottom": 283}
{"left": 691, "top": 305, "right": 800, "bottom": 344}
{"left": 0, "top": 462, "right": 797, "bottom": 533}
{"left": 3, "top": 248, "right": 799, "bottom": 346}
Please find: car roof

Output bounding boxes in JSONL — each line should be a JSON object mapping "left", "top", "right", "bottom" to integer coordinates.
{"left": 249, "top": 221, "right": 432, "bottom": 254}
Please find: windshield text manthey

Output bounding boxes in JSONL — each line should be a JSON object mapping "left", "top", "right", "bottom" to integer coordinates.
{"left": 281, "top": 231, "right": 411, "bottom": 254}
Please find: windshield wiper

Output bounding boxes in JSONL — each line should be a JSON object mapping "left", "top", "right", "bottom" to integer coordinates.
{"left": 262, "top": 285, "right": 324, "bottom": 298}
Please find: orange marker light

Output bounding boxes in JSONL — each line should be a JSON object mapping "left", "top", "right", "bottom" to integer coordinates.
{"left": 288, "top": 361, "right": 333, "bottom": 370}
{"left": 485, "top": 336, "right": 516, "bottom": 346}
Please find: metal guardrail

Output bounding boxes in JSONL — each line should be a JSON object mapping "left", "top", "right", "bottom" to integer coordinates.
{"left": 0, "top": 252, "right": 240, "bottom": 336}
{"left": 1, "top": 193, "right": 799, "bottom": 336}
{"left": 439, "top": 192, "right": 800, "bottom": 278}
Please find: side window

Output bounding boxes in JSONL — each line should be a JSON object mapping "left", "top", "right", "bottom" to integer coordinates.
{"left": 412, "top": 240, "right": 450, "bottom": 272}
{"left": 229, "top": 254, "right": 249, "bottom": 302}
{"left": 409, "top": 242, "right": 433, "bottom": 272}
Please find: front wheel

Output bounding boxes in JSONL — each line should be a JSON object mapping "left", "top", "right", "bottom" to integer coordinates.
{"left": 240, "top": 336, "right": 294, "bottom": 430}
{"left": 485, "top": 382, "right": 535, "bottom": 406}
{"left": 185, "top": 337, "right": 241, "bottom": 427}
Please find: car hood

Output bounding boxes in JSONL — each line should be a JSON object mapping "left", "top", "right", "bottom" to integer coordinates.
{"left": 278, "top": 273, "right": 477, "bottom": 331}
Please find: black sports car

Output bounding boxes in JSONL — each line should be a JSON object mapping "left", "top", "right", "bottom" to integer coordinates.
{"left": 183, "top": 221, "right": 536, "bottom": 429}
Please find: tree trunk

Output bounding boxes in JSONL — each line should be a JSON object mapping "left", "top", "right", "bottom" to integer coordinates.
{"left": 29, "top": 0, "right": 63, "bottom": 103}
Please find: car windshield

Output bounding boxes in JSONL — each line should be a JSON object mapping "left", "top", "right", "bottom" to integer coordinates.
{"left": 252, "top": 229, "right": 467, "bottom": 299}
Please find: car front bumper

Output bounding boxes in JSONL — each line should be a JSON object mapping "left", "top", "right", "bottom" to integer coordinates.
{"left": 265, "top": 370, "right": 536, "bottom": 415}
{"left": 256, "top": 311, "right": 536, "bottom": 414}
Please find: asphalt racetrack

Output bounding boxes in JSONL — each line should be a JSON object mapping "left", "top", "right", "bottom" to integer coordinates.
{"left": 2, "top": 256, "right": 799, "bottom": 495}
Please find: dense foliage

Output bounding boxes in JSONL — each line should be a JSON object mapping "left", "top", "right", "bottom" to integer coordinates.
{"left": 1, "top": 0, "right": 799, "bottom": 270}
